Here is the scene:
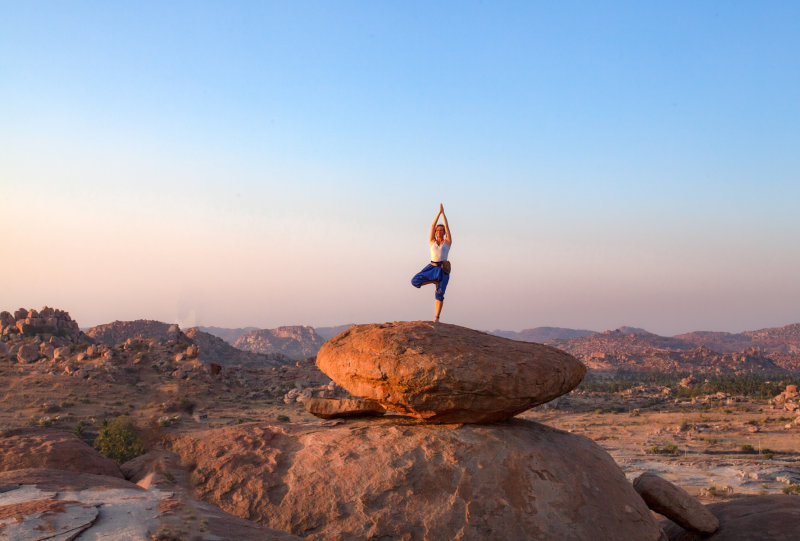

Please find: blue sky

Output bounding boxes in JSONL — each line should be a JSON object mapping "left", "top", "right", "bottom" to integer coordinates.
{"left": 2, "top": 2, "right": 799, "bottom": 334}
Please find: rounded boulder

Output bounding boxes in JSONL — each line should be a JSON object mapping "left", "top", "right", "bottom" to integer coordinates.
{"left": 316, "top": 321, "right": 586, "bottom": 423}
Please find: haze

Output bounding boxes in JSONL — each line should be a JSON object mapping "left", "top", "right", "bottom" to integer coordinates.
{"left": 2, "top": 2, "right": 799, "bottom": 335}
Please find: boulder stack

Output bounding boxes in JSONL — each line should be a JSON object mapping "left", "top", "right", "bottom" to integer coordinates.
{"left": 0, "top": 306, "right": 82, "bottom": 340}
{"left": 316, "top": 321, "right": 586, "bottom": 423}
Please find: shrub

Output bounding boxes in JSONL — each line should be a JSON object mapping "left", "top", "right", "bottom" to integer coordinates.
{"left": 94, "top": 416, "right": 145, "bottom": 464}
{"left": 647, "top": 443, "right": 681, "bottom": 456}
{"left": 740, "top": 444, "right": 756, "bottom": 454}
{"left": 276, "top": 414, "right": 290, "bottom": 422}
{"left": 782, "top": 485, "right": 800, "bottom": 495}
{"left": 73, "top": 420, "right": 86, "bottom": 438}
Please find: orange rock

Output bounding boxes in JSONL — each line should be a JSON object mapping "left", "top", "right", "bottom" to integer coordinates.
{"left": 316, "top": 321, "right": 586, "bottom": 423}
{"left": 168, "top": 419, "right": 662, "bottom": 540}
{"left": 0, "top": 428, "right": 122, "bottom": 478}
{"left": 634, "top": 472, "right": 719, "bottom": 534}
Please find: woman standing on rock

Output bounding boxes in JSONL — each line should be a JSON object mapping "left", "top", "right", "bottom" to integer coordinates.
{"left": 411, "top": 203, "right": 452, "bottom": 322}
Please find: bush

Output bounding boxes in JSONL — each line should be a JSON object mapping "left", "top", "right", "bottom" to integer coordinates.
{"left": 740, "top": 444, "right": 756, "bottom": 454}
{"left": 94, "top": 416, "right": 145, "bottom": 464}
{"left": 647, "top": 443, "right": 681, "bottom": 456}
{"left": 782, "top": 485, "right": 800, "bottom": 495}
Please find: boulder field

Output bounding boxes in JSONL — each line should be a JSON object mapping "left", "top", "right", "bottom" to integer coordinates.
{"left": 167, "top": 418, "right": 664, "bottom": 540}
{"left": 316, "top": 321, "right": 586, "bottom": 423}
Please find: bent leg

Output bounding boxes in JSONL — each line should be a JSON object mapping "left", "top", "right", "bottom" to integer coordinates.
{"left": 411, "top": 264, "right": 437, "bottom": 288}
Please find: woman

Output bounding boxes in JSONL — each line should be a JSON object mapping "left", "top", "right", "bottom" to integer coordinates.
{"left": 411, "top": 203, "right": 452, "bottom": 322}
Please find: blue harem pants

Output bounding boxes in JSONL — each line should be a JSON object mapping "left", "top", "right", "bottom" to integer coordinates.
{"left": 411, "top": 263, "right": 449, "bottom": 301}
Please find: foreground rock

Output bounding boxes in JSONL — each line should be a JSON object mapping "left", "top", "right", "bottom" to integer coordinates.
{"left": 168, "top": 418, "right": 663, "bottom": 540}
{"left": 663, "top": 495, "right": 800, "bottom": 540}
{"left": 634, "top": 473, "right": 718, "bottom": 534}
{"left": 316, "top": 321, "right": 586, "bottom": 423}
{"left": 0, "top": 428, "right": 122, "bottom": 478}
{"left": 304, "top": 397, "right": 386, "bottom": 419}
{"left": 0, "top": 433, "right": 301, "bottom": 540}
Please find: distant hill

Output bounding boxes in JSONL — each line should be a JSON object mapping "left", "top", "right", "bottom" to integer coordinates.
{"left": 315, "top": 324, "right": 354, "bottom": 341}
{"left": 184, "top": 328, "right": 291, "bottom": 368}
{"left": 85, "top": 320, "right": 290, "bottom": 367}
{"left": 490, "top": 327, "right": 596, "bottom": 342}
{"left": 234, "top": 326, "right": 326, "bottom": 360}
{"left": 86, "top": 320, "right": 187, "bottom": 345}
{"left": 676, "top": 323, "right": 800, "bottom": 355}
{"left": 196, "top": 326, "right": 258, "bottom": 344}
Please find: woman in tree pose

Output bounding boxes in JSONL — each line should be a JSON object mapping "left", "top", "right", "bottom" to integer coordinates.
{"left": 411, "top": 203, "right": 452, "bottom": 322}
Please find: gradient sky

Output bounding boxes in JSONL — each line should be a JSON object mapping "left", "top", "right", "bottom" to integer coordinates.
{"left": 2, "top": 2, "right": 799, "bottom": 335}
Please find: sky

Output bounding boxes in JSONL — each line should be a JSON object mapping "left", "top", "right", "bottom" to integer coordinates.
{"left": 2, "top": 1, "right": 799, "bottom": 335}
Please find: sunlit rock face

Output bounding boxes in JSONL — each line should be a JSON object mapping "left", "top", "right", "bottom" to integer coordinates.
{"left": 316, "top": 321, "right": 586, "bottom": 423}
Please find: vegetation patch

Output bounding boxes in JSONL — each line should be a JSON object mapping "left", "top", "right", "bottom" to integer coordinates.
{"left": 94, "top": 415, "right": 145, "bottom": 464}
{"left": 647, "top": 443, "right": 681, "bottom": 456}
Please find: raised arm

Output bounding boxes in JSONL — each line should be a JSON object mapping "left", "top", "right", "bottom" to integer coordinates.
{"left": 429, "top": 204, "right": 443, "bottom": 242}
{"left": 441, "top": 205, "right": 452, "bottom": 244}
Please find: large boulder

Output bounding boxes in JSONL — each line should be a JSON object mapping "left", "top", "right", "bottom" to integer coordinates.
{"left": 167, "top": 418, "right": 663, "bottom": 540}
{"left": 663, "top": 495, "right": 800, "bottom": 540}
{"left": 0, "top": 428, "right": 122, "bottom": 478}
{"left": 316, "top": 321, "right": 586, "bottom": 423}
{"left": 634, "top": 472, "right": 718, "bottom": 534}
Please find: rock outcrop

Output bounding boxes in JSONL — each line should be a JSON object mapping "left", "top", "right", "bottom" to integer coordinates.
{"left": 316, "top": 321, "right": 586, "bottom": 423}
{"left": 167, "top": 418, "right": 663, "bottom": 540}
{"left": 86, "top": 319, "right": 187, "bottom": 345}
{"left": 185, "top": 327, "right": 291, "bottom": 367}
{"left": 0, "top": 307, "right": 85, "bottom": 341}
{"left": 0, "top": 428, "right": 122, "bottom": 478}
{"left": 662, "top": 495, "right": 800, "bottom": 540}
{"left": 634, "top": 472, "right": 718, "bottom": 535}
{"left": 0, "top": 432, "right": 300, "bottom": 540}
{"left": 234, "top": 325, "right": 326, "bottom": 360}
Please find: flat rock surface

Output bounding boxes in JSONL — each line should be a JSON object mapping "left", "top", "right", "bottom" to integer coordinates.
{"left": 167, "top": 418, "right": 663, "bottom": 540}
{"left": 304, "top": 397, "right": 386, "bottom": 419}
{"left": 0, "top": 428, "right": 122, "bottom": 478}
{"left": 634, "top": 472, "right": 718, "bottom": 534}
{"left": 316, "top": 321, "right": 586, "bottom": 423}
{"left": 0, "top": 467, "right": 301, "bottom": 541}
{"left": 663, "top": 495, "right": 800, "bottom": 540}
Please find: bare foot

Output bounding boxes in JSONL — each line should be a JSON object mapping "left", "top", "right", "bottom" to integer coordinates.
{"left": 434, "top": 317, "right": 439, "bottom": 323}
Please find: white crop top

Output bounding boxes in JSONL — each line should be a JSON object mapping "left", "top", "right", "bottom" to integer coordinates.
{"left": 430, "top": 241, "right": 450, "bottom": 262}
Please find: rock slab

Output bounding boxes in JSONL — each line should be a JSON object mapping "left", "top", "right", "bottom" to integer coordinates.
{"left": 634, "top": 472, "right": 719, "bottom": 534}
{"left": 316, "top": 321, "right": 586, "bottom": 423}
{"left": 304, "top": 397, "right": 386, "bottom": 419}
{"left": 168, "top": 418, "right": 663, "bottom": 540}
{"left": 663, "top": 495, "right": 800, "bottom": 540}
{"left": 0, "top": 428, "right": 122, "bottom": 478}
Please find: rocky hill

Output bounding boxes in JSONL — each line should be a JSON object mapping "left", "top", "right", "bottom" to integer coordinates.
{"left": 196, "top": 325, "right": 258, "bottom": 344}
{"left": 544, "top": 326, "right": 800, "bottom": 375}
{"left": 86, "top": 320, "right": 188, "bottom": 345}
{"left": 85, "top": 319, "right": 290, "bottom": 368}
{"left": 233, "top": 326, "right": 326, "bottom": 360}
{"left": 677, "top": 323, "right": 800, "bottom": 355}
{"left": 184, "top": 327, "right": 291, "bottom": 367}
{"left": 491, "top": 326, "right": 596, "bottom": 342}
{"left": 314, "top": 324, "right": 353, "bottom": 341}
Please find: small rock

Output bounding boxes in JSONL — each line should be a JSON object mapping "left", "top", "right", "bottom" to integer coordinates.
{"left": 17, "top": 344, "right": 39, "bottom": 363}
{"left": 633, "top": 472, "right": 719, "bottom": 535}
{"left": 305, "top": 397, "right": 387, "bottom": 419}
